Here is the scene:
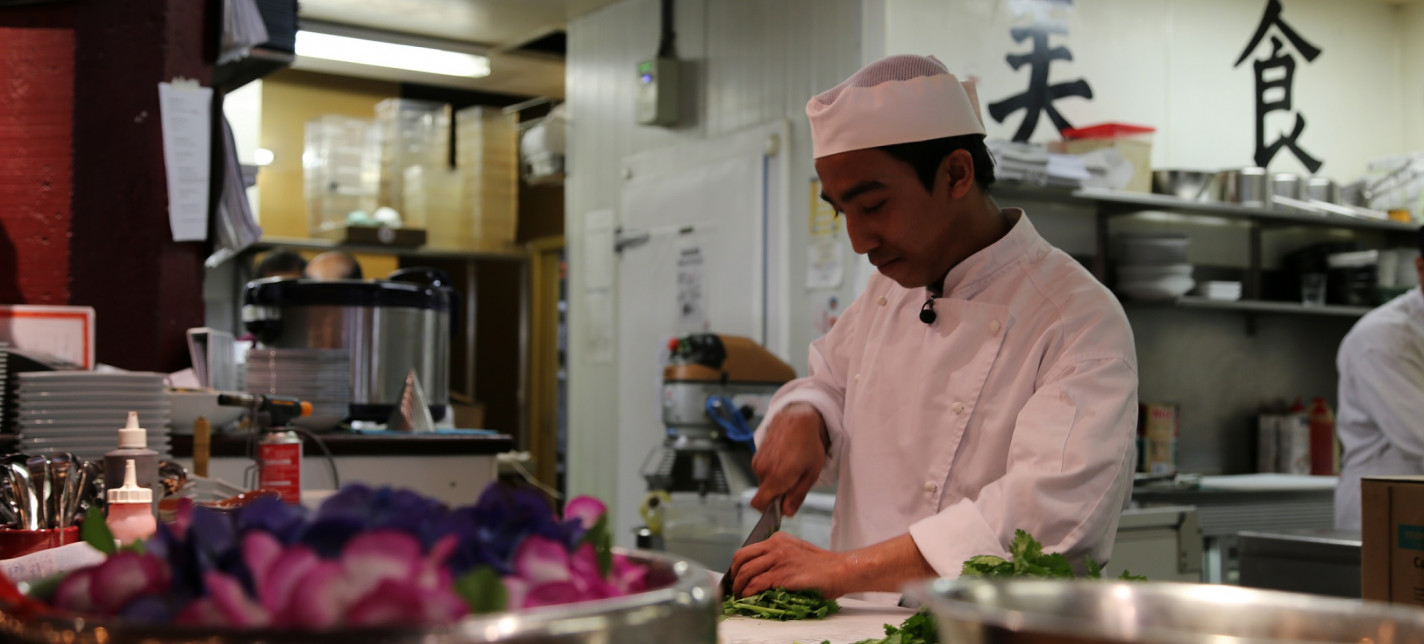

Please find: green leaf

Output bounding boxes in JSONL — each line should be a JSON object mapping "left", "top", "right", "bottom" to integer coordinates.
{"left": 1084, "top": 559, "right": 1103, "bottom": 579}
{"left": 1118, "top": 569, "right": 1148, "bottom": 581}
{"left": 79, "top": 506, "right": 116, "bottom": 556}
{"left": 119, "top": 539, "right": 147, "bottom": 555}
{"left": 454, "top": 566, "right": 507, "bottom": 614}
{"left": 578, "top": 514, "right": 613, "bottom": 579}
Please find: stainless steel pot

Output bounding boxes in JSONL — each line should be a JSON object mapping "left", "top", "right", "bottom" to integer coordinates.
{"left": 913, "top": 578, "right": 1424, "bottom": 644}
{"left": 0, "top": 549, "right": 718, "bottom": 643}
{"left": 243, "top": 276, "right": 452, "bottom": 422}
{"left": 1215, "top": 167, "right": 1269, "bottom": 206}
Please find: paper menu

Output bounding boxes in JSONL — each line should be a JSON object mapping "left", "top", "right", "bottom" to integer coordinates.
{"left": 158, "top": 80, "right": 213, "bottom": 242}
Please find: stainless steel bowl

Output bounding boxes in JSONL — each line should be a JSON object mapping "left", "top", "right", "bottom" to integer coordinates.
{"left": 913, "top": 578, "right": 1424, "bottom": 644}
{"left": 1151, "top": 170, "right": 1215, "bottom": 201}
{"left": 0, "top": 549, "right": 718, "bottom": 644}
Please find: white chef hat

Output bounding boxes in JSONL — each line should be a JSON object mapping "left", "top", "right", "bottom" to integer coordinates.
{"left": 807, "top": 54, "right": 986, "bottom": 159}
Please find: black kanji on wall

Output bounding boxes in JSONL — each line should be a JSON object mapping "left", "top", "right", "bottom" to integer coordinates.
{"left": 988, "top": 20, "right": 1093, "bottom": 143}
{"left": 1234, "top": 0, "right": 1323, "bottom": 172}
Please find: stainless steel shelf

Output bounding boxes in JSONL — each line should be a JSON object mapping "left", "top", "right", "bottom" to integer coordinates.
{"left": 1136, "top": 296, "right": 1374, "bottom": 318}
{"left": 996, "top": 182, "right": 1417, "bottom": 233}
{"left": 254, "top": 236, "right": 527, "bottom": 262}
{"left": 1076, "top": 187, "right": 1416, "bottom": 232}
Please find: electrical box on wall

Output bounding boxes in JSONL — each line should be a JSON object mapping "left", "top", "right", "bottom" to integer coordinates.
{"left": 635, "top": 58, "right": 680, "bottom": 126}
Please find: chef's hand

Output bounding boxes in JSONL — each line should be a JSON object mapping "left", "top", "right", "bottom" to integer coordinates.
{"left": 751, "top": 402, "right": 828, "bottom": 517}
{"left": 729, "top": 532, "right": 846, "bottom": 599}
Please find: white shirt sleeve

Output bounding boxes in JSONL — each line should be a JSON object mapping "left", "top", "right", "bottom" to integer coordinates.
{"left": 754, "top": 288, "right": 869, "bottom": 487}
{"left": 907, "top": 353, "right": 1139, "bottom": 576}
{"left": 1346, "top": 334, "right": 1424, "bottom": 458}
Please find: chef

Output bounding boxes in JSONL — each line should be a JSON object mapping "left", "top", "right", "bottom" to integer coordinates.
{"left": 1334, "top": 228, "right": 1424, "bottom": 531}
{"left": 727, "top": 54, "right": 1139, "bottom": 601}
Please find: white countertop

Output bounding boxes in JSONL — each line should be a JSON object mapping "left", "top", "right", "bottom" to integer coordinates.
{"left": 718, "top": 597, "right": 914, "bottom": 644}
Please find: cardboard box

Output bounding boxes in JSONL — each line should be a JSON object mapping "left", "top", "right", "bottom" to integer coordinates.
{"left": 1361, "top": 476, "right": 1424, "bottom": 605}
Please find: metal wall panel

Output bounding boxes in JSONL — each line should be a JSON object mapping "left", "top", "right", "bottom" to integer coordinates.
{"left": 565, "top": 0, "right": 861, "bottom": 531}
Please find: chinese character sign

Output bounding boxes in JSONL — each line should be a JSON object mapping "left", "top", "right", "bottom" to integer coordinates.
{"left": 1234, "top": 0, "right": 1323, "bottom": 172}
{"left": 988, "top": 20, "right": 1094, "bottom": 142}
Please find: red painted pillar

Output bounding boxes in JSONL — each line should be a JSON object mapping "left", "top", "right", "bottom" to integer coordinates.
{"left": 0, "top": 0, "right": 212, "bottom": 372}
{"left": 0, "top": 7, "right": 75, "bottom": 305}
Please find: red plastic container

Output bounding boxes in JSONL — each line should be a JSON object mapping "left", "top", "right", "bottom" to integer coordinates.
{"left": 0, "top": 526, "right": 80, "bottom": 560}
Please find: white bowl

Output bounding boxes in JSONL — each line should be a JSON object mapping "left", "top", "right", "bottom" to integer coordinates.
{"left": 1117, "top": 277, "right": 1196, "bottom": 301}
{"left": 1116, "top": 264, "right": 1194, "bottom": 282}
{"left": 168, "top": 390, "right": 247, "bottom": 434}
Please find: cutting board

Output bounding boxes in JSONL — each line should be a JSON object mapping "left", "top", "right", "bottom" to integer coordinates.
{"left": 718, "top": 598, "right": 914, "bottom": 644}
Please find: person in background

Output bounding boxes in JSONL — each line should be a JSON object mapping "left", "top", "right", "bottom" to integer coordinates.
{"left": 305, "top": 250, "right": 363, "bottom": 280}
{"left": 727, "top": 54, "right": 1138, "bottom": 602}
{"left": 1334, "top": 226, "right": 1424, "bottom": 530}
{"left": 255, "top": 249, "right": 306, "bottom": 279}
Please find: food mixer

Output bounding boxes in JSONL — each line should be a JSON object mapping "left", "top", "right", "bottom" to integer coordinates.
{"left": 641, "top": 333, "right": 796, "bottom": 500}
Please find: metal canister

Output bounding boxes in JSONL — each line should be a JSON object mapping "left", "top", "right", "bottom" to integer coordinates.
{"left": 1138, "top": 403, "right": 1178, "bottom": 475}
{"left": 258, "top": 429, "right": 302, "bottom": 504}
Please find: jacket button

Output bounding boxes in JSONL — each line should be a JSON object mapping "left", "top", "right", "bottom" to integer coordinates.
{"left": 924, "top": 481, "right": 938, "bottom": 493}
{"left": 989, "top": 320, "right": 1002, "bottom": 336}
{"left": 877, "top": 296, "right": 887, "bottom": 306}
{"left": 951, "top": 401, "right": 965, "bottom": 414}
{"left": 854, "top": 373, "right": 860, "bottom": 382}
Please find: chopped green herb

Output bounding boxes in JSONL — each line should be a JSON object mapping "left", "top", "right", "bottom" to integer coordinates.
{"left": 722, "top": 588, "right": 840, "bottom": 621}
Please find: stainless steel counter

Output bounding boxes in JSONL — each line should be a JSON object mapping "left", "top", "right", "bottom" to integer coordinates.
{"left": 1238, "top": 530, "right": 1362, "bottom": 598}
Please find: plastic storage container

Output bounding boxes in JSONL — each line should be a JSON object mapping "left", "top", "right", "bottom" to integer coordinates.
{"left": 376, "top": 98, "right": 452, "bottom": 220}
{"left": 304, "top": 115, "right": 381, "bottom": 236}
{"left": 1055, "top": 123, "right": 1156, "bottom": 193}
{"left": 453, "top": 105, "right": 519, "bottom": 250}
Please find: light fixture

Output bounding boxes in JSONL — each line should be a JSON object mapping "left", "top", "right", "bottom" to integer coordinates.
{"left": 295, "top": 30, "right": 490, "bottom": 79}
{"left": 253, "top": 148, "right": 275, "bottom": 166}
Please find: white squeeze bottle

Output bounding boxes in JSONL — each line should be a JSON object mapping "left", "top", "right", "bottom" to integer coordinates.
{"left": 104, "top": 411, "right": 160, "bottom": 515}
{"left": 106, "top": 459, "right": 157, "bottom": 546}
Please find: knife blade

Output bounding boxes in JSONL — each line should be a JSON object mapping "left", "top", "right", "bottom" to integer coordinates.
{"left": 721, "top": 495, "right": 782, "bottom": 597}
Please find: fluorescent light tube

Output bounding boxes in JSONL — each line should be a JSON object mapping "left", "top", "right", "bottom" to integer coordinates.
{"left": 296, "top": 31, "right": 490, "bottom": 79}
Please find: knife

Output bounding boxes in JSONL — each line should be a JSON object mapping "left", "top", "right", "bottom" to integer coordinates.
{"left": 721, "top": 495, "right": 782, "bottom": 597}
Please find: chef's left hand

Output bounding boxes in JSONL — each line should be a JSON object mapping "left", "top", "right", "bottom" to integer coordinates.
{"left": 728, "top": 532, "right": 846, "bottom": 599}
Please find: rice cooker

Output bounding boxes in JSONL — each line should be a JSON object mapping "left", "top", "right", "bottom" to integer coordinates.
{"left": 242, "top": 270, "right": 453, "bottom": 422}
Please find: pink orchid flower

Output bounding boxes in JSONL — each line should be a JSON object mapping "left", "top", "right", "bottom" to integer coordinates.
{"left": 178, "top": 530, "right": 468, "bottom": 628}
{"left": 53, "top": 551, "right": 169, "bottom": 617}
{"left": 563, "top": 496, "right": 606, "bottom": 529}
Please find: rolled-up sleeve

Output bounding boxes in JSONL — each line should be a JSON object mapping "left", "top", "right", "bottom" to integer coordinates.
{"left": 908, "top": 354, "right": 1138, "bottom": 575}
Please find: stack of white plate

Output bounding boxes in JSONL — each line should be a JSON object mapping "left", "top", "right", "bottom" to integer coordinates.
{"left": 245, "top": 348, "right": 350, "bottom": 431}
{"left": 15, "top": 371, "right": 171, "bottom": 461}
{"left": 1114, "top": 234, "right": 1195, "bottom": 301}
{"left": 0, "top": 346, "right": 9, "bottom": 435}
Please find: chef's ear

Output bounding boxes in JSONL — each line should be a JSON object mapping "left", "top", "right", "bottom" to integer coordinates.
{"left": 941, "top": 149, "right": 976, "bottom": 199}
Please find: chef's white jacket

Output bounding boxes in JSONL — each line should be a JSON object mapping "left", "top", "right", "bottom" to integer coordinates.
{"left": 756, "top": 210, "right": 1138, "bottom": 583}
{"left": 1335, "top": 288, "right": 1424, "bottom": 530}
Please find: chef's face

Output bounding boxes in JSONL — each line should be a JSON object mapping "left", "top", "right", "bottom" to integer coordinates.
{"left": 815, "top": 148, "right": 975, "bottom": 289}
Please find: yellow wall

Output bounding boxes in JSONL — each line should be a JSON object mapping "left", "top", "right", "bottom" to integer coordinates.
{"left": 258, "top": 69, "right": 400, "bottom": 278}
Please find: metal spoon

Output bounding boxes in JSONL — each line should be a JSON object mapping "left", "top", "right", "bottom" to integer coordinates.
{"left": 48, "top": 452, "right": 73, "bottom": 529}
{"left": 2, "top": 456, "right": 35, "bottom": 530}
{"left": 25, "top": 455, "right": 48, "bottom": 529}
{"left": 72, "top": 459, "right": 104, "bottom": 525}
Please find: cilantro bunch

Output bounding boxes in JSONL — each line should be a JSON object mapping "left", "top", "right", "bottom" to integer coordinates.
{"left": 722, "top": 588, "right": 841, "bottom": 620}
{"left": 960, "top": 529, "right": 1145, "bottom": 580}
{"left": 839, "top": 610, "right": 938, "bottom": 644}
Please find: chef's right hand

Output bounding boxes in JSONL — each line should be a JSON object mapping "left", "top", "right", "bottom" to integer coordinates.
{"left": 751, "top": 402, "right": 828, "bottom": 517}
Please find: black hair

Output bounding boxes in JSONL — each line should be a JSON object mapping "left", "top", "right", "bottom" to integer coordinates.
{"left": 1417, "top": 225, "right": 1424, "bottom": 257}
{"left": 876, "top": 134, "right": 996, "bottom": 192}
{"left": 256, "top": 249, "right": 307, "bottom": 278}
